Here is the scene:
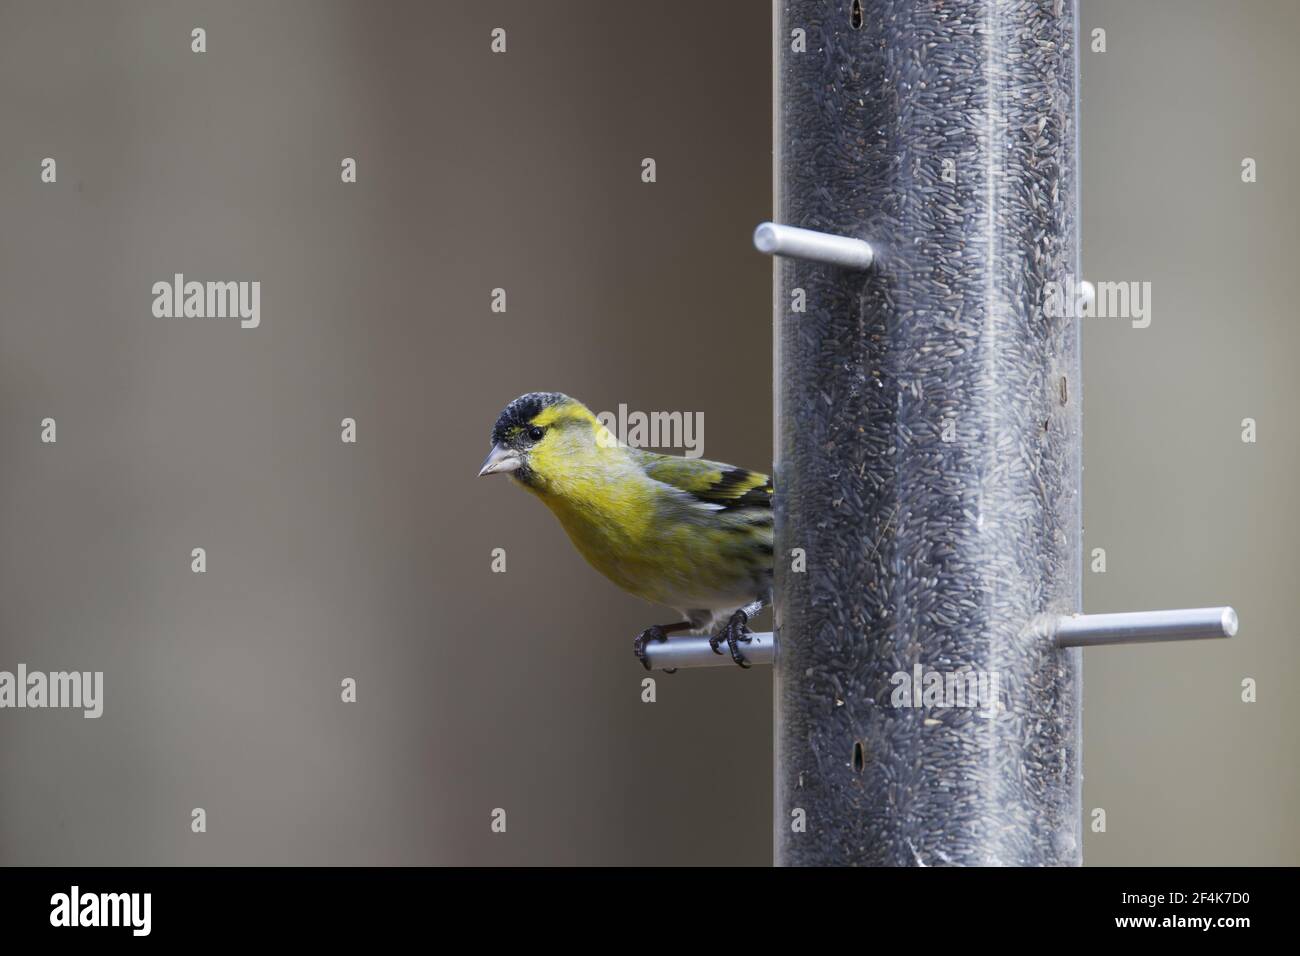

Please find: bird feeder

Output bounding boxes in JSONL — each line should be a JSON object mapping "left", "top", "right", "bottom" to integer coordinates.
{"left": 642, "top": 0, "right": 1236, "bottom": 867}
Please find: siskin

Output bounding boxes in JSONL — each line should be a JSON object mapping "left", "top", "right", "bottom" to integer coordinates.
{"left": 478, "top": 392, "right": 772, "bottom": 668}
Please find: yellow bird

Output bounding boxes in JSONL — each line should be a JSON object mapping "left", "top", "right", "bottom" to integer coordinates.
{"left": 478, "top": 392, "right": 773, "bottom": 668}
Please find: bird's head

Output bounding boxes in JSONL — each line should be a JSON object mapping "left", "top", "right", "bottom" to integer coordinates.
{"left": 478, "top": 392, "right": 617, "bottom": 495}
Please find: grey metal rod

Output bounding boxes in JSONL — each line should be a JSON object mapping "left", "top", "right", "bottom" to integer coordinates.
{"left": 1055, "top": 607, "right": 1237, "bottom": 648}
{"left": 641, "top": 632, "right": 775, "bottom": 670}
{"left": 753, "top": 222, "right": 874, "bottom": 270}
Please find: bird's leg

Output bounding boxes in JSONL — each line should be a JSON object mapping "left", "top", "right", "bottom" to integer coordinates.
{"left": 709, "top": 607, "right": 757, "bottom": 668}
{"left": 634, "top": 621, "right": 692, "bottom": 672}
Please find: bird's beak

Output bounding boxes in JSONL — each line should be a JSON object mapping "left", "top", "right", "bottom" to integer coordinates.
{"left": 478, "top": 443, "right": 522, "bottom": 477}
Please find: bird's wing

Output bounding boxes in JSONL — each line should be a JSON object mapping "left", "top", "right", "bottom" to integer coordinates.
{"left": 631, "top": 449, "right": 772, "bottom": 511}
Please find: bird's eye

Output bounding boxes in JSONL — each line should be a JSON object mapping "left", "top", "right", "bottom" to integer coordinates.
{"left": 527, "top": 425, "right": 545, "bottom": 442}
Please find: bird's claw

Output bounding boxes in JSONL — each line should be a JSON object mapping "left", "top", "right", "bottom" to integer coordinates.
{"left": 709, "top": 610, "right": 753, "bottom": 668}
{"left": 634, "top": 625, "right": 674, "bottom": 673}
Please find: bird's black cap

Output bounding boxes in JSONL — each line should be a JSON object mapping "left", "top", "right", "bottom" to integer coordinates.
{"left": 490, "top": 392, "right": 569, "bottom": 445}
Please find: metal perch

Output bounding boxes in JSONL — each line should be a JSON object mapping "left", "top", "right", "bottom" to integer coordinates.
{"left": 641, "top": 632, "right": 777, "bottom": 670}
{"left": 752, "top": 222, "right": 874, "bottom": 271}
{"left": 1053, "top": 607, "right": 1238, "bottom": 648}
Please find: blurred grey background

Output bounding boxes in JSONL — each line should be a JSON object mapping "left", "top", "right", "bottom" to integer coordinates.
{"left": 0, "top": 0, "right": 1295, "bottom": 865}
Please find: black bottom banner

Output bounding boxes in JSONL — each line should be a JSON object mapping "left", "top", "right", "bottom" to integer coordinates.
{"left": 0, "top": 865, "right": 1277, "bottom": 942}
